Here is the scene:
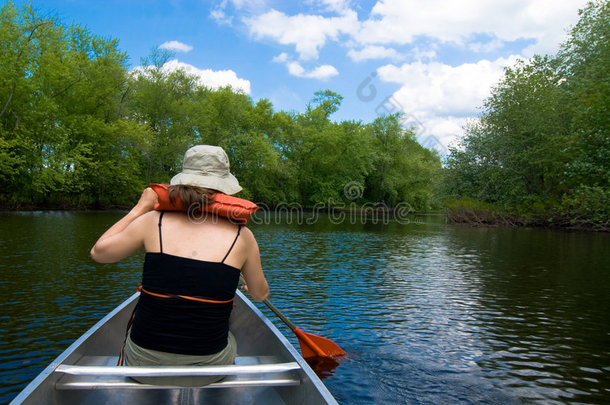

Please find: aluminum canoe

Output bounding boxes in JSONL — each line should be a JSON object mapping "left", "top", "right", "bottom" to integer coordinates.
{"left": 10, "top": 290, "right": 338, "bottom": 405}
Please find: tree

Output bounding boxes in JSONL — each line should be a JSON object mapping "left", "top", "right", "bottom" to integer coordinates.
{"left": 559, "top": 0, "right": 610, "bottom": 222}
{"left": 0, "top": 2, "right": 145, "bottom": 207}
{"left": 447, "top": 56, "right": 572, "bottom": 207}
{"left": 0, "top": 3, "right": 446, "bottom": 212}
{"left": 444, "top": 0, "right": 609, "bottom": 228}
{"left": 126, "top": 50, "right": 199, "bottom": 184}
{"left": 365, "top": 114, "right": 442, "bottom": 209}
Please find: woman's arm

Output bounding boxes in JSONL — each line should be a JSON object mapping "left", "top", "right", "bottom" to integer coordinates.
{"left": 90, "top": 188, "right": 158, "bottom": 263}
{"left": 240, "top": 228, "right": 269, "bottom": 301}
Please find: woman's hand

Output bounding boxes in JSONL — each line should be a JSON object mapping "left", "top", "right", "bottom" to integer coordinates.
{"left": 134, "top": 187, "right": 158, "bottom": 215}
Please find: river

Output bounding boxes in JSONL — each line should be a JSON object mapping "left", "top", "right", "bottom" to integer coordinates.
{"left": 1, "top": 211, "right": 609, "bottom": 404}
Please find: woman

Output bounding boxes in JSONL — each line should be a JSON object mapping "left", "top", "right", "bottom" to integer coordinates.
{"left": 90, "top": 145, "right": 269, "bottom": 386}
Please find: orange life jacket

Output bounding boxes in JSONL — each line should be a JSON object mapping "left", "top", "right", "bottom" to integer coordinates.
{"left": 149, "top": 183, "right": 258, "bottom": 224}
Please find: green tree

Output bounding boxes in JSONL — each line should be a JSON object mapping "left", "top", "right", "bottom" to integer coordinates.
{"left": 446, "top": 56, "right": 572, "bottom": 207}
{"left": 126, "top": 49, "right": 199, "bottom": 183}
{"left": 365, "top": 114, "right": 442, "bottom": 209}
{"left": 444, "top": 0, "right": 609, "bottom": 228}
{"left": 0, "top": 3, "right": 448, "bottom": 212}
{"left": 282, "top": 90, "right": 375, "bottom": 205}
{"left": 558, "top": 0, "right": 610, "bottom": 223}
{"left": 0, "top": 2, "right": 146, "bottom": 207}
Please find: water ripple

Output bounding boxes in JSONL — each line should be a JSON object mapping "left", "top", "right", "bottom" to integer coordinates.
{"left": 2, "top": 213, "right": 610, "bottom": 404}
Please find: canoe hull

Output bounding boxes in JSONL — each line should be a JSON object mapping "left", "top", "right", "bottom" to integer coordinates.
{"left": 11, "top": 291, "right": 337, "bottom": 405}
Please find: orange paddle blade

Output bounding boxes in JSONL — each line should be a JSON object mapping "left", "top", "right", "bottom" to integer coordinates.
{"left": 293, "top": 327, "right": 346, "bottom": 359}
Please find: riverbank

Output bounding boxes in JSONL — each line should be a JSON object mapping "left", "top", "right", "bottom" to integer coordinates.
{"left": 3, "top": 203, "right": 607, "bottom": 232}
{"left": 0, "top": 203, "right": 132, "bottom": 212}
{"left": 0, "top": 197, "right": 135, "bottom": 211}
{"left": 446, "top": 199, "right": 609, "bottom": 232}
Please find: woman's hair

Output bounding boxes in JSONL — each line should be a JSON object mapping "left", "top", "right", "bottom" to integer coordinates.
{"left": 168, "top": 184, "right": 216, "bottom": 209}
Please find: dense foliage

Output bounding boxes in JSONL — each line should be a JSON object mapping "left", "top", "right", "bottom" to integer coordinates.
{"left": 0, "top": 2, "right": 442, "bottom": 211}
{"left": 2, "top": 1, "right": 607, "bottom": 231}
{"left": 444, "top": 0, "right": 609, "bottom": 230}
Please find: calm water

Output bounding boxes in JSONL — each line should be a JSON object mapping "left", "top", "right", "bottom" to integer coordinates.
{"left": 1, "top": 211, "right": 609, "bottom": 404}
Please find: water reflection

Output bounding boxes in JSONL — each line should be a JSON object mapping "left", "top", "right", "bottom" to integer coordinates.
{"left": 306, "top": 356, "right": 342, "bottom": 380}
{"left": 0, "top": 211, "right": 142, "bottom": 402}
{"left": 1, "top": 212, "right": 609, "bottom": 404}
{"left": 250, "top": 214, "right": 609, "bottom": 404}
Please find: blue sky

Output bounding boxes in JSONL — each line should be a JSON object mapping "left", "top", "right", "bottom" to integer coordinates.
{"left": 26, "top": 0, "right": 589, "bottom": 153}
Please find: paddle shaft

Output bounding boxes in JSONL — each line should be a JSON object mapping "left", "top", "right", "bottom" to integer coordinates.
{"left": 239, "top": 275, "right": 339, "bottom": 358}
{"left": 262, "top": 297, "right": 327, "bottom": 358}
{"left": 238, "top": 275, "right": 297, "bottom": 331}
{"left": 261, "top": 298, "right": 297, "bottom": 332}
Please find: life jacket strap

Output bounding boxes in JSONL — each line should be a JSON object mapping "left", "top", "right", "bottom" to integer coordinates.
{"left": 137, "top": 285, "right": 234, "bottom": 304}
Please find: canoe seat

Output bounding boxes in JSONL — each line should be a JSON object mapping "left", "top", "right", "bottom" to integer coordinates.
{"left": 55, "top": 355, "right": 302, "bottom": 390}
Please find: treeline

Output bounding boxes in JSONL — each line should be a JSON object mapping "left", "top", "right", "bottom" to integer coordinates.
{"left": 444, "top": 0, "right": 609, "bottom": 230}
{"left": 0, "top": 2, "right": 442, "bottom": 211}
{"left": 2, "top": 2, "right": 607, "bottom": 230}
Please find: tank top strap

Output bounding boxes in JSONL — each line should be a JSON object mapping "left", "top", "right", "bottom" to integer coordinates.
{"left": 221, "top": 225, "right": 242, "bottom": 263}
{"left": 158, "top": 211, "right": 165, "bottom": 253}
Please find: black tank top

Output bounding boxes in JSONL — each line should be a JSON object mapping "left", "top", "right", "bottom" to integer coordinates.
{"left": 129, "top": 212, "right": 242, "bottom": 355}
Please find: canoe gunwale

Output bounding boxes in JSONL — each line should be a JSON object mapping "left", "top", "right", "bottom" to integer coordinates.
{"left": 10, "top": 290, "right": 339, "bottom": 405}
{"left": 10, "top": 293, "right": 140, "bottom": 405}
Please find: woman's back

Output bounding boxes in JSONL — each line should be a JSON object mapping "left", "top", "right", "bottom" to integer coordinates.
{"left": 128, "top": 211, "right": 246, "bottom": 354}
{"left": 142, "top": 211, "right": 248, "bottom": 269}
{"left": 90, "top": 144, "right": 269, "bottom": 385}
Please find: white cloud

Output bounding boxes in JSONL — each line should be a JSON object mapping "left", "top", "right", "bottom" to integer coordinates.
{"left": 418, "top": 116, "right": 471, "bottom": 153}
{"left": 356, "top": 0, "right": 588, "bottom": 55}
{"left": 211, "top": 0, "right": 269, "bottom": 25}
{"left": 272, "top": 52, "right": 289, "bottom": 63}
{"left": 286, "top": 61, "right": 339, "bottom": 80}
{"left": 244, "top": 8, "right": 358, "bottom": 60}
{"left": 209, "top": 0, "right": 590, "bottom": 147}
{"left": 272, "top": 53, "right": 339, "bottom": 80}
{"left": 468, "top": 38, "right": 505, "bottom": 54}
{"left": 378, "top": 56, "right": 518, "bottom": 118}
{"left": 222, "top": 0, "right": 588, "bottom": 62}
{"left": 347, "top": 45, "right": 403, "bottom": 62}
{"left": 210, "top": 9, "right": 233, "bottom": 25}
{"left": 226, "top": 0, "right": 268, "bottom": 11}
{"left": 159, "top": 41, "right": 193, "bottom": 53}
{"left": 309, "top": 0, "right": 352, "bottom": 14}
{"left": 136, "top": 59, "right": 251, "bottom": 93}
{"left": 411, "top": 46, "right": 437, "bottom": 61}
{"left": 308, "top": 65, "right": 339, "bottom": 80}
{"left": 273, "top": 52, "right": 339, "bottom": 80}
{"left": 376, "top": 56, "right": 519, "bottom": 149}
{"left": 286, "top": 62, "right": 306, "bottom": 76}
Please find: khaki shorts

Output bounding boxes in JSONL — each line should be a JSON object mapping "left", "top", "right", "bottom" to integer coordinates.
{"left": 122, "top": 331, "right": 237, "bottom": 387}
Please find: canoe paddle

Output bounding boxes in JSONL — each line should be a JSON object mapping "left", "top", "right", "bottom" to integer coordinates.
{"left": 240, "top": 276, "right": 345, "bottom": 359}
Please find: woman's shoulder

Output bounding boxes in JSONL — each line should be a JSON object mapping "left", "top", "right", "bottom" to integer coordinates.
{"left": 138, "top": 209, "right": 162, "bottom": 223}
{"left": 127, "top": 210, "right": 160, "bottom": 234}
{"left": 207, "top": 219, "right": 256, "bottom": 243}
{"left": 238, "top": 225, "right": 258, "bottom": 248}
{"left": 238, "top": 224, "right": 254, "bottom": 237}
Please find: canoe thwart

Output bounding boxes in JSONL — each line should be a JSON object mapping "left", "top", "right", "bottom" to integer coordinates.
{"left": 55, "top": 376, "right": 301, "bottom": 390}
{"left": 55, "top": 362, "right": 301, "bottom": 377}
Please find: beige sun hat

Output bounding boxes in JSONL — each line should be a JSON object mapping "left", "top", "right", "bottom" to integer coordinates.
{"left": 170, "top": 145, "right": 242, "bottom": 195}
